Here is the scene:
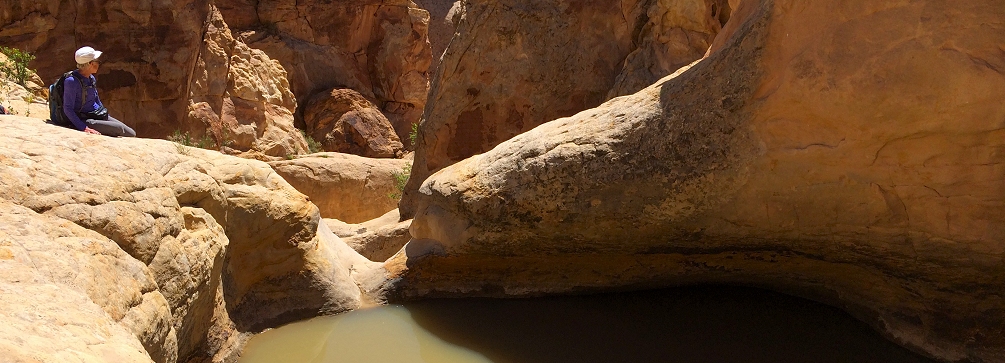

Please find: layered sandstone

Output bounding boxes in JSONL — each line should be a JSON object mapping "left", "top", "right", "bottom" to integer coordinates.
{"left": 269, "top": 153, "right": 411, "bottom": 224}
{"left": 400, "top": 0, "right": 731, "bottom": 217}
{"left": 215, "top": 0, "right": 433, "bottom": 144}
{"left": 0, "top": 116, "right": 370, "bottom": 362}
{"left": 186, "top": 6, "right": 308, "bottom": 160}
{"left": 375, "top": 1, "right": 1005, "bottom": 362}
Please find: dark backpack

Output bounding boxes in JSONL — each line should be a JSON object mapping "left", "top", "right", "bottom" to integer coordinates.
{"left": 48, "top": 71, "right": 85, "bottom": 127}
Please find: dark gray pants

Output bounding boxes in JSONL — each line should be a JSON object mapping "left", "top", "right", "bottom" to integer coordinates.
{"left": 85, "top": 116, "right": 136, "bottom": 137}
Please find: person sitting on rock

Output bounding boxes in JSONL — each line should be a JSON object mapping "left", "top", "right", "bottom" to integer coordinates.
{"left": 63, "top": 46, "right": 136, "bottom": 137}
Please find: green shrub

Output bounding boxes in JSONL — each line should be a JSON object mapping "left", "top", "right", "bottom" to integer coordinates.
{"left": 388, "top": 163, "right": 412, "bottom": 200}
{"left": 301, "top": 129, "right": 322, "bottom": 154}
{"left": 409, "top": 123, "right": 419, "bottom": 147}
{"left": 0, "top": 47, "right": 36, "bottom": 87}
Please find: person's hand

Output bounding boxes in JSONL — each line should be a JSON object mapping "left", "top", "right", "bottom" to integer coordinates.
{"left": 84, "top": 127, "right": 101, "bottom": 135}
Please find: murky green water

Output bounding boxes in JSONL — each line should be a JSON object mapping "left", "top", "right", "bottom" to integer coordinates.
{"left": 240, "top": 286, "right": 935, "bottom": 363}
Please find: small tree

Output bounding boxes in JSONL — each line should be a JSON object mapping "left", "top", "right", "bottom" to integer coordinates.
{"left": 0, "top": 47, "right": 36, "bottom": 87}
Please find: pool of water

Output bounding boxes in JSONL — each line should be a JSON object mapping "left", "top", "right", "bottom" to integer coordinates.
{"left": 239, "top": 286, "right": 935, "bottom": 363}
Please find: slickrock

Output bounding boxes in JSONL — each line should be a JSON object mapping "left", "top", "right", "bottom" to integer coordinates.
{"left": 269, "top": 153, "right": 412, "bottom": 224}
{"left": 326, "top": 209, "right": 413, "bottom": 262}
{"left": 216, "top": 0, "right": 432, "bottom": 143}
{"left": 0, "top": 116, "right": 367, "bottom": 362}
{"left": 379, "top": 1, "right": 1005, "bottom": 362}
{"left": 303, "top": 88, "right": 405, "bottom": 158}
{"left": 400, "top": 0, "right": 731, "bottom": 217}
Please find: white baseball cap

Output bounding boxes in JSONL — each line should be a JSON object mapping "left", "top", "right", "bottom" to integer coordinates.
{"left": 74, "top": 46, "right": 103, "bottom": 64}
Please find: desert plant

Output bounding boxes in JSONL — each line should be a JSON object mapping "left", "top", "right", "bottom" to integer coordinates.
{"left": 387, "top": 163, "right": 411, "bottom": 200}
{"left": 301, "top": 129, "right": 322, "bottom": 154}
{"left": 409, "top": 123, "right": 419, "bottom": 147}
{"left": 168, "top": 130, "right": 194, "bottom": 146}
{"left": 0, "top": 47, "right": 36, "bottom": 87}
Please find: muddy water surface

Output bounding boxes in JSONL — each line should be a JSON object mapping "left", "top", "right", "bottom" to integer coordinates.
{"left": 239, "top": 286, "right": 936, "bottom": 363}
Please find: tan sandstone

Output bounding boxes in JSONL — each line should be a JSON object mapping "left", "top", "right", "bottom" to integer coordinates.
{"left": 375, "top": 1, "right": 1005, "bottom": 362}
{"left": 0, "top": 116, "right": 369, "bottom": 362}
{"left": 186, "top": 5, "right": 308, "bottom": 160}
{"left": 303, "top": 88, "right": 405, "bottom": 158}
{"left": 326, "top": 209, "right": 413, "bottom": 262}
{"left": 400, "top": 0, "right": 731, "bottom": 217}
{"left": 269, "top": 153, "right": 412, "bottom": 224}
{"left": 216, "top": 0, "right": 432, "bottom": 144}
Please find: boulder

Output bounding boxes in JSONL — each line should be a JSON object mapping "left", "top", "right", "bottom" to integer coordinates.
{"left": 0, "top": 116, "right": 369, "bottom": 361}
{"left": 186, "top": 5, "right": 308, "bottom": 160}
{"left": 269, "top": 153, "right": 411, "bottom": 224}
{"left": 303, "top": 88, "right": 405, "bottom": 158}
{"left": 326, "top": 209, "right": 412, "bottom": 262}
{"left": 377, "top": 1, "right": 1005, "bottom": 362}
{"left": 215, "top": 0, "right": 432, "bottom": 144}
{"left": 400, "top": 0, "right": 731, "bottom": 217}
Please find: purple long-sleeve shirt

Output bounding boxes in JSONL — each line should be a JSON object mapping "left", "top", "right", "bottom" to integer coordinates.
{"left": 62, "top": 71, "right": 104, "bottom": 131}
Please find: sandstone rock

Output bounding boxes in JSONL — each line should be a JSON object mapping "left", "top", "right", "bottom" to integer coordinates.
{"left": 606, "top": 0, "right": 732, "bottom": 98}
{"left": 400, "top": 0, "right": 730, "bottom": 217}
{"left": 0, "top": 116, "right": 367, "bottom": 361}
{"left": 186, "top": 5, "right": 308, "bottom": 160}
{"left": 269, "top": 152, "right": 412, "bottom": 224}
{"left": 382, "top": 1, "right": 1005, "bottom": 362}
{"left": 0, "top": 202, "right": 162, "bottom": 363}
{"left": 413, "top": 0, "right": 459, "bottom": 71}
{"left": 326, "top": 209, "right": 412, "bottom": 262}
{"left": 216, "top": 0, "right": 432, "bottom": 143}
{"left": 303, "top": 88, "right": 404, "bottom": 158}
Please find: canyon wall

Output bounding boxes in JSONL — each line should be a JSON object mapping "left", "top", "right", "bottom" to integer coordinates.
{"left": 215, "top": 0, "right": 432, "bottom": 145}
{"left": 375, "top": 0, "right": 1005, "bottom": 362}
{"left": 400, "top": 0, "right": 732, "bottom": 217}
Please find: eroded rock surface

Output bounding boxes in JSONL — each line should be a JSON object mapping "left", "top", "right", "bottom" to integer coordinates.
{"left": 186, "top": 5, "right": 308, "bottom": 160}
{"left": 380, "top": 1, "right": 1005, "bottom": 362}
{"left": 401, "top": 0, "right": 731, "bottom": 216}
{"left": 216, "top": 0, "right": 432, "bottom": 143}
{"left": 326, "top": 209, "right": 412, "bottom": 262}
{"left": 0, "top": 116, "right": 367, "bottom": 362}
{"left": 303, "top": 88, "right": 405, "bottom": 158}
{"left": 269, "top": 153, "right": 411, "bottom": 224}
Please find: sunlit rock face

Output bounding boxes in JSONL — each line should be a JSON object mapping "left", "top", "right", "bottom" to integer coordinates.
{"left": 186, "top": 5, "right": 308, "bottom": 161}
{"left": 215, "top": 0, "right": 433, "bottom": 145}
{"left": 269, "top": 153, "right": 411, "bottom": 224}
{"left": 399, "top": 0, "right": 731, "bottom": 216}
{"left": 0, "top": 117, "right": 366, "bottom": 362}
{"left": 376, "top": 1, "right": 1005, "bottom": 362}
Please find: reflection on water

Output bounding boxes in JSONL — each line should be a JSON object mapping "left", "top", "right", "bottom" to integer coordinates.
{"left": 240, "top": 286, "right": 935, "bottom": 363}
